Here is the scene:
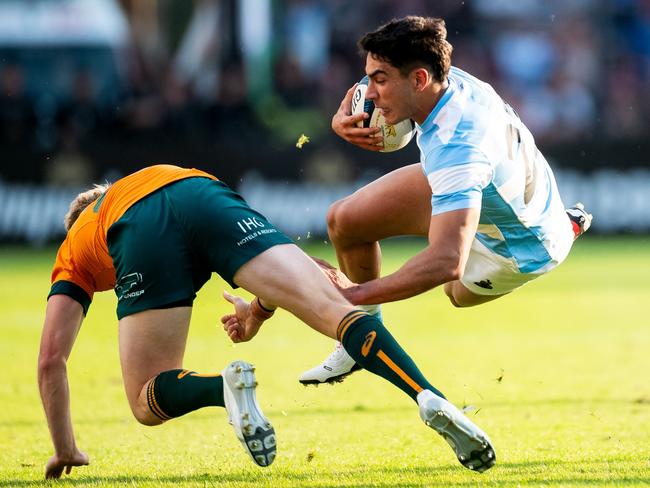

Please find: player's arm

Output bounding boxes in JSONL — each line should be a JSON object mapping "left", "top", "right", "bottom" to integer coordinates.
{"left": 344, "top": 207, "right": 480, "bottom": 305}
{"left": 331, "top": 84, "right": 384, "bottom": 151}
{"left": 38, "top": 294, "right": 89, "bottom": 479}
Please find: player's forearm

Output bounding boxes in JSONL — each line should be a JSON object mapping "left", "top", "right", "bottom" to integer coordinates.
{"left": 38, "top": 360, "right": 78, "bottom": 456}
{"left": 347, "top": 272, "right": 437, "bottom": 305}
{"left": 346, "top": 248, "right": 462, "bottom": 305}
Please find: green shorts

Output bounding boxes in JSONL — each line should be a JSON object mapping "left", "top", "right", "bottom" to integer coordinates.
{"left": 106, "top": 177, "right": 293, "bottom": 319}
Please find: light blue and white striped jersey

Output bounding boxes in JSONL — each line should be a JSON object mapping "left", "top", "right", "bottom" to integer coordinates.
{"left": 417, "top": 66, "right": 573, "bottom": 273}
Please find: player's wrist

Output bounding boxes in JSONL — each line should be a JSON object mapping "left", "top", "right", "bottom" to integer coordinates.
{"left": 251, "top": 297, "right": 276, "bottom": 321}
{"left": 54, "top": 443, "right": 78, "bottom": 459}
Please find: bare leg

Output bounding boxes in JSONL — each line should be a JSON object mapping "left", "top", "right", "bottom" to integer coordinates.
{"left": 232, "top": 242, "right": 496, "bottom": 472}
{"left": 299, "top": 164, "right": 431, "bottom": 383}
{"left": 327, "top": 163, "right": 432, "bottom": 283}
{"left": 233, "top": 244, "right": 354, "bottom": 338}
{"left": 118, "top": 307, "right": 192, "bottom": 425}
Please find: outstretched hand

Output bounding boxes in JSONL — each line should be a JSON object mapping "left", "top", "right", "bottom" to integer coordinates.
{"left": 45, "top": 449, "right": 89, "bottom": 479}
{"left": 310, "top": 256, "right": 356, "bottom": 291}
{"left": 221, "top": 292, "right": 265, "bottom": 343}
{"left": 331, "top": 84, "right": 384, "bottom": 151}
{"left": 310, "top": 255, "right": 366, "bottom": 304}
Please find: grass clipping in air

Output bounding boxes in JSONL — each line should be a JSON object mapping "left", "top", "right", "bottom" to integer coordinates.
{"left": 296, "top": 134, "right": 310, "bottom": 149}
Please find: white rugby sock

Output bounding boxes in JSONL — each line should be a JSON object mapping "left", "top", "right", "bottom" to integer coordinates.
{"left": 359, "top": 304, "right": 382, "bottom": 316}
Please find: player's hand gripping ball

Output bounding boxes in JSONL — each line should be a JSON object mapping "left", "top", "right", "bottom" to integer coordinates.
{"left": 351, "top": 76, "right": 415, "bottom": 152}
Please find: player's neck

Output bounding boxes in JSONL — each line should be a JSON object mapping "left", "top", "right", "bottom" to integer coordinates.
{"left": 412, "top": 79, "right": 449, "bottom": 125}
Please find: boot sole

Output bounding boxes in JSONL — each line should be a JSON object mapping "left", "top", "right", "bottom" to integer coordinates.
{"left": 223, "top": 360, "right": 276, "bottom": 467}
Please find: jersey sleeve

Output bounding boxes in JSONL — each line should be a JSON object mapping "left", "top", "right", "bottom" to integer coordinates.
{"left": 49, "top": 237, "right": 94, "bottom": 315}
{"left": 422, "top": 143, "right": 493, "bottom": 216}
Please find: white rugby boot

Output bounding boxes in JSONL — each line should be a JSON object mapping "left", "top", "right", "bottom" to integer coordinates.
{"left": 566, "top": 202, "right": 593, "bottom": 238}
{"left": 417, "top": 389, "right": 496, "bottom": 473}
{"left": 222, "top": 360, "right": 276, "bottom": 467}
{"left": 299, "top": 342, "right": 361, "bottom": 385}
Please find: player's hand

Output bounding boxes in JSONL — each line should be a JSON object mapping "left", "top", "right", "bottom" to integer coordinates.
{"left": 338, "top": 285, "right": 363, "bottom": 305}
{"left": 310, "top": 256, "right": 356, "bottom": 290}
{"left": 309, "top": 257, "right": 365, "bottom": 304}
{"left": 45, "top": 448, "right": 89, "bottom": 479}
{"left": 221, "top": 291, "right": 264, "bottom": 343}
{"left": 331, "top": 84, "right": 384, "bottom": 151}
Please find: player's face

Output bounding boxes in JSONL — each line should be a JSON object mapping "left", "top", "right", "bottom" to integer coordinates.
{"left": 365, "top": 53, "right": 415, "bottom": 125}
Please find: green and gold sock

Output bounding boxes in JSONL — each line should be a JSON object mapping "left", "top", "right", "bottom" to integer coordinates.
{"left": 338, "top": 311, "right": 446, "bottom": 402}
{"left": 147, "top": 369, "right": 224, "bottom": 421}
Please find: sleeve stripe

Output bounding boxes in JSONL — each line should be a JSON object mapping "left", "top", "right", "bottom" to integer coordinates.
{"left": 427, "top": 162, "right": 492, "bottom": 196}
{"left": 48, "top": 281, "right": 92, "bottom": 315}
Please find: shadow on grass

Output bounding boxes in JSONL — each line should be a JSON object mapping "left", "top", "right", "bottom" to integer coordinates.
{"left": 5, "top": 458, "right": 650, "bottom": 487}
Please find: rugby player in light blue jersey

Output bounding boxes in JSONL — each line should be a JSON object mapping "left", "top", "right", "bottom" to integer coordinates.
{"left": 300, "top": 16, "right": 591, "bottom": 385}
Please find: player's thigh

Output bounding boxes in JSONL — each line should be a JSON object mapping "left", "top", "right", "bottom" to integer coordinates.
{"left": 233, "top": 244, "right": 353, "bottom": 339}
{"left": 329, "top": 163, "right": 432, "bottom": 241}
{"left": 118, "top": 307, "right": 192, "bottom": 408}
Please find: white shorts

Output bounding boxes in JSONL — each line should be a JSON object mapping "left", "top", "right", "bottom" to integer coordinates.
{"left": 460, "top": 234, "right": 572, "bottom": 296}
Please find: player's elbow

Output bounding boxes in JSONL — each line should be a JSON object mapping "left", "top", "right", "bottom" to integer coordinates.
{"left": 37, "top": 353, "right": 66, "bottom": 382}
{"left": 38, "top": 339, "right": 68, "bottom": 371}
{"left": 438, "top": 253, "right": 465, "bottom": 284}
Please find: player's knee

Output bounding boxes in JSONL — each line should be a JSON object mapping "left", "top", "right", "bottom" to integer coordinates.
{"left": 131, "top": 405, "right": 164, "bottom": 426}
{"left": 129, "top": 394, "right": 165, "bottom": 426}
{"left": 326, "top": 199, "right": 346, "bottom": 237}
{"left": 327, "top": 197, "right": 359, "bottom": 242}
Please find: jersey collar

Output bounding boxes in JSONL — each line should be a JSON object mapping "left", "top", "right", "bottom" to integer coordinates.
{"left": 416, "top": 74, "right": 456, "bottom": 133}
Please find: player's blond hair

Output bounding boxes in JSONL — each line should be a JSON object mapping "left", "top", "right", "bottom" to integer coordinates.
{"left": 64, "top": 183, "right": 111, "bottom": 231}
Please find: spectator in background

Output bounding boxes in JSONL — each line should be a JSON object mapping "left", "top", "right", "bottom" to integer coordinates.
{"left": 204, "top": 61, "right": 267, "bottom": 143}
{"left": 0, "top": 63, "right": 38, "bottom": 181}
{"left": 284, "top": 0, "right": 330, "bottom": 81}
{"left": 273, "top": 52, "right": 315, "bottom": 108}
{"left": 56, "top": 70, "right": 102, "bottom": 143}
{"left": 2, "top": 1, "right": 650, "bottom": 183}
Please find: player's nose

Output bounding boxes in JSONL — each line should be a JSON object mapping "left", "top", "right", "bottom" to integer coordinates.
{"left": 366, "top": 83, "right": 378, "bottom": 100}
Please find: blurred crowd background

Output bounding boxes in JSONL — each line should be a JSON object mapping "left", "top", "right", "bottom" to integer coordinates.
{"left": 1, "top": 0, "right": 649, "bottom": 241}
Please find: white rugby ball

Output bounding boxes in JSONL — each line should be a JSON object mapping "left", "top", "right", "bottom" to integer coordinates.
{"left": 350, "top": 75, "right": 415, "bottom": 152}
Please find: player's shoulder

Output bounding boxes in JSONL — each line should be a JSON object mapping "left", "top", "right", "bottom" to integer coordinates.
{"left": 62, "top": 206, "right": 101, "bottom": 267}
{"left": 448, "top": 67, "right": 493, "bottom": 94}
{"left": 447, "top": 67, "right": 502, "bottom": 116}
{"left": 420, "top": 72, "right": 493, "bottom": 147}
{"left": 68, "top": 203, "right": 100, "bottom": 234}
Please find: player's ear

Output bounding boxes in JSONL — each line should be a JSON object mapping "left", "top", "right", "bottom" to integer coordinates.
{"left": 412, "top": 68, "right": 429, "bottom": 91}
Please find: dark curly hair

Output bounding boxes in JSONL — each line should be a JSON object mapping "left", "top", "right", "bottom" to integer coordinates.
{"left": 359, "top": 16, "right": 453, "bottom": 82}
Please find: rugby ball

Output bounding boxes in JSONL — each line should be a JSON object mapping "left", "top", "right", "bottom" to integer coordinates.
{"left": 351, "top": 76, "right": 415, "bottom": 152}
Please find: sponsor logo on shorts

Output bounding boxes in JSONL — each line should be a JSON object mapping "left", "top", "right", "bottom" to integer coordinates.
{"left": 236, "top": 217, "right": 266, "bottom": 233}
{"left": 116, "top": 272, "right": 145, "bottom": 301}
{"left": 474, "top": 279, "right": 493, "bottom": 290}
{"left": 235, "top": 217, "right": 278, "bottom": 246}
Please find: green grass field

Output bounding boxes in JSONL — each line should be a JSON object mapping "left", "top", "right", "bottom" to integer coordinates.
{"left": 1, "top": 237, "right": 649, "bottom": 487}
